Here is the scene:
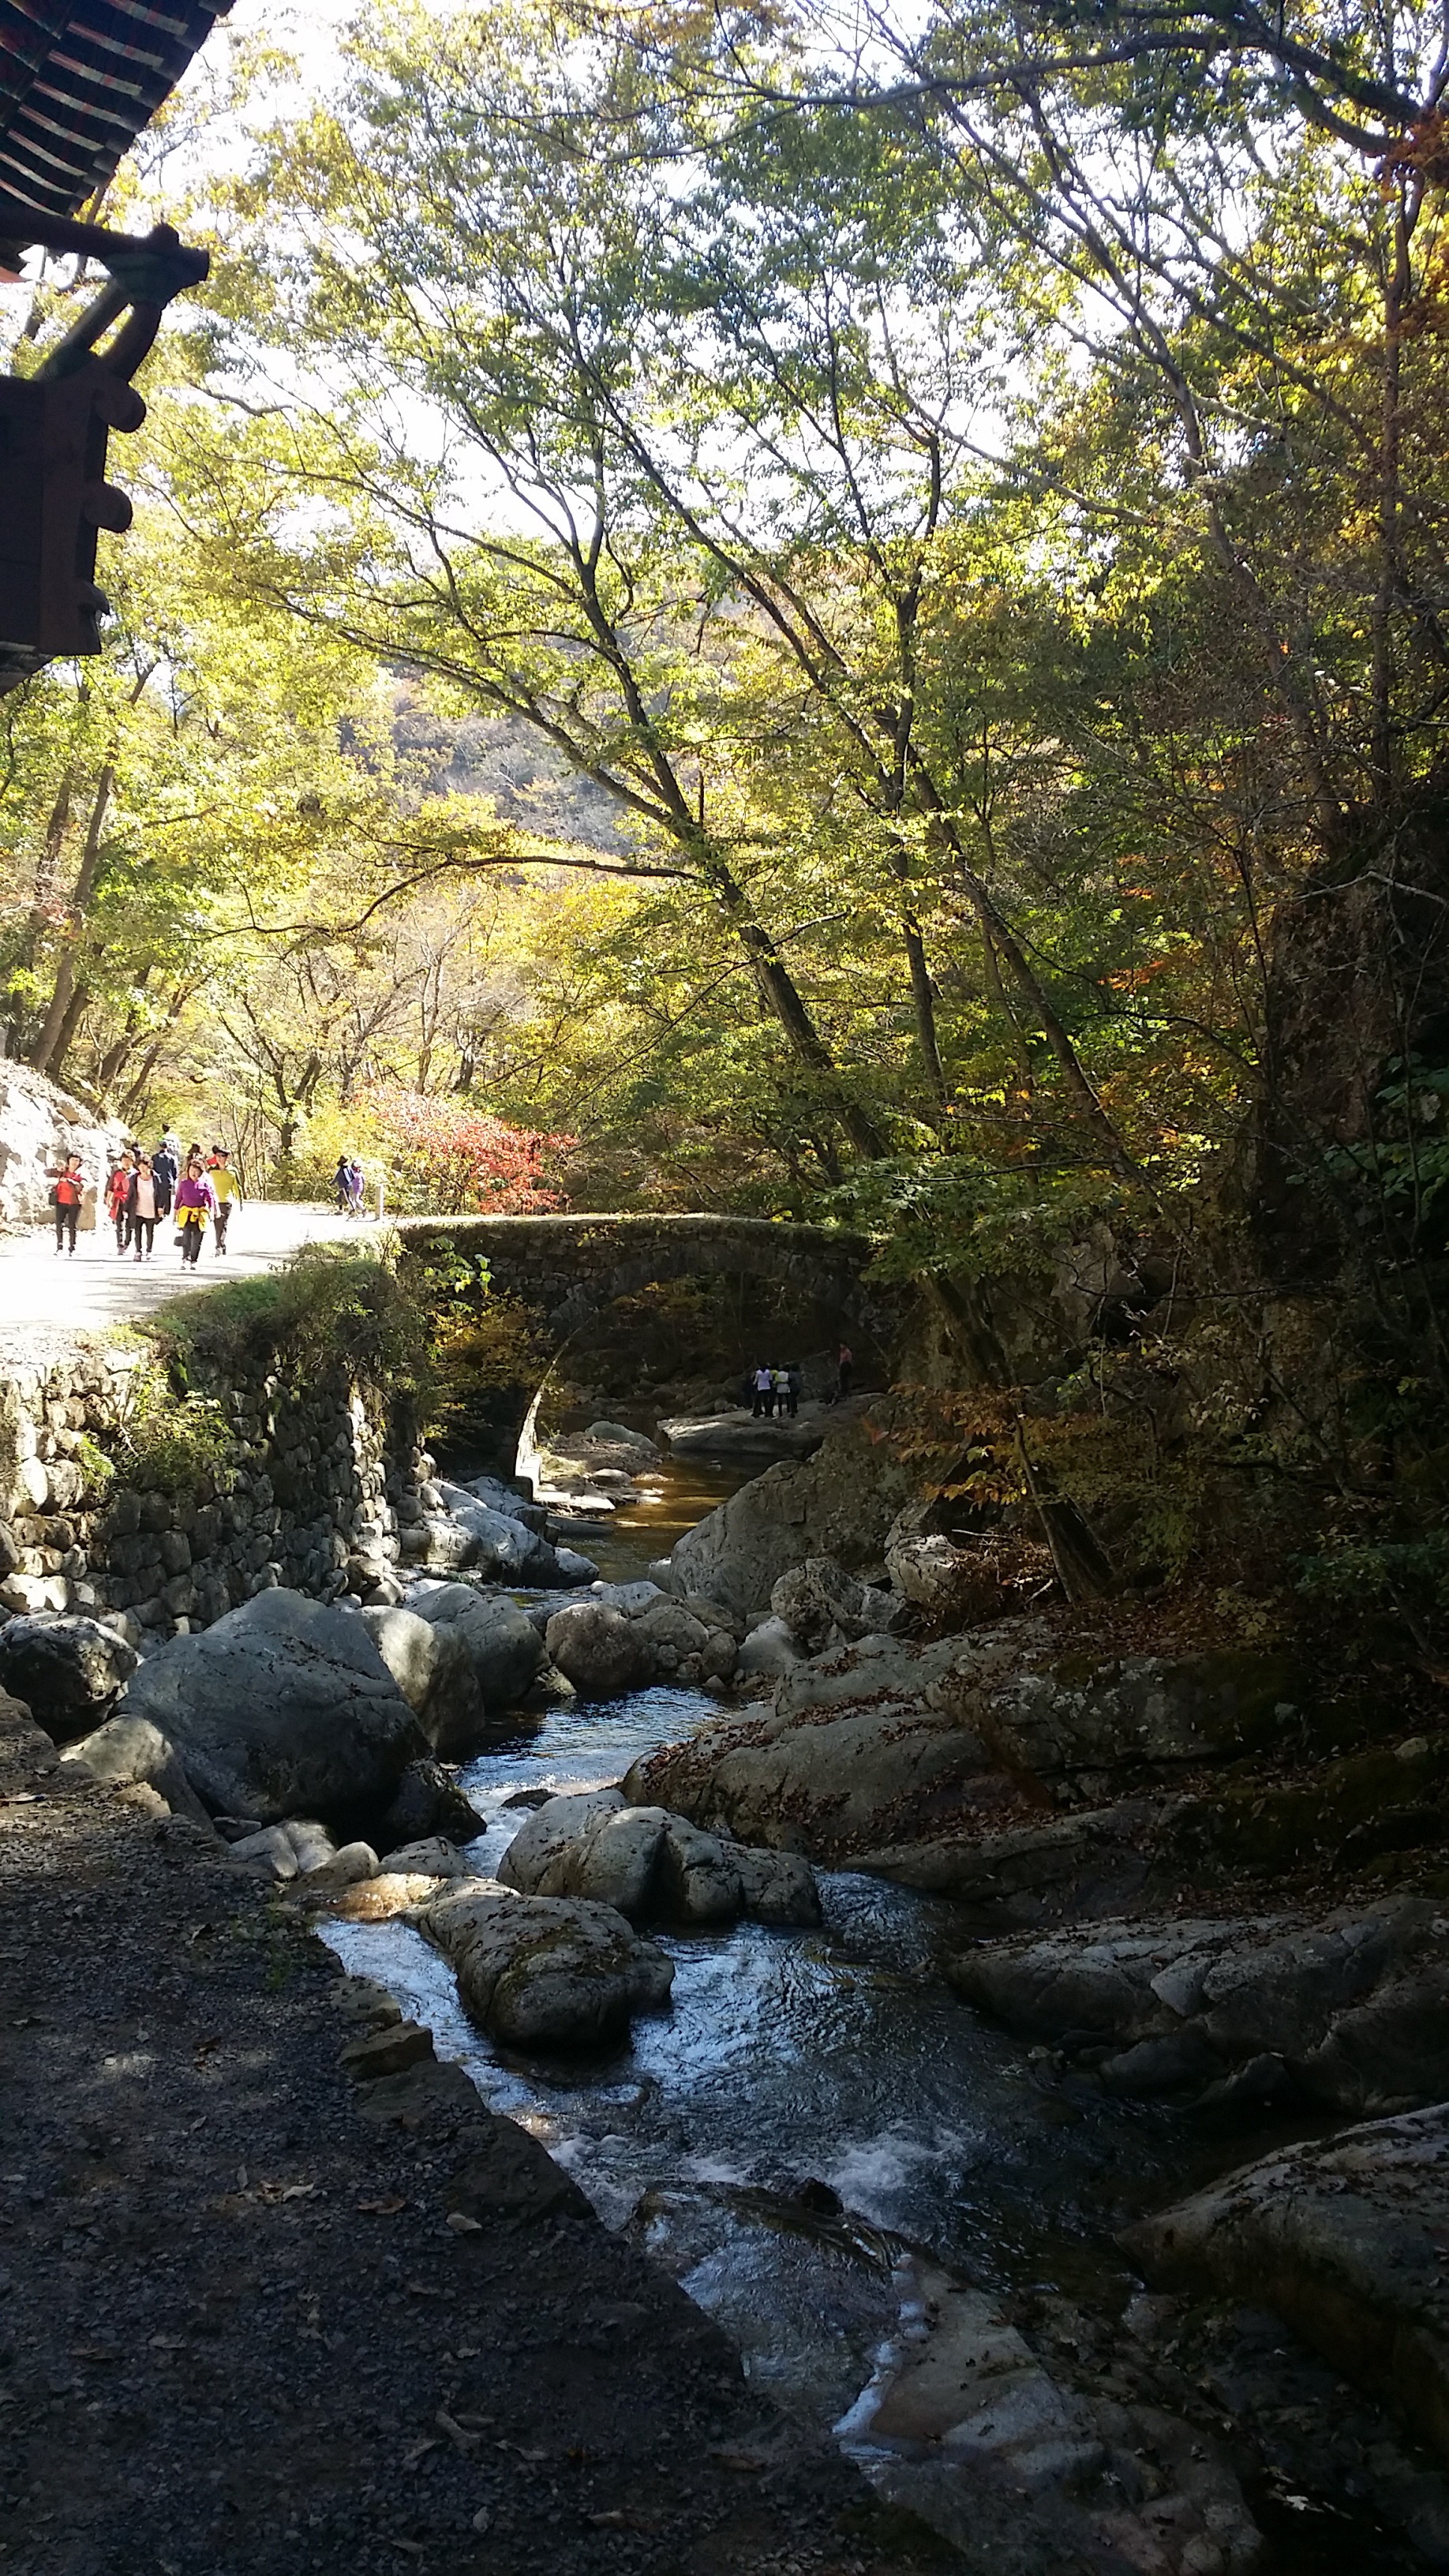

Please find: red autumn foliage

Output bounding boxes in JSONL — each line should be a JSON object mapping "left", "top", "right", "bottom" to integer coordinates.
{"left": 365, "top": 1085, "right": 574, "bottom": 1215}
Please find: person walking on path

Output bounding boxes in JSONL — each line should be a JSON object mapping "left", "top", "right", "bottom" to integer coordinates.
{"left": 837, "top": 1342, "right": 854, "bottom": 1401}
{"left": 125, "top": 1155, "right": 159, "bottom": 1262}
{"left": 105, "top": 1150, "right": 135, "bottom": 1255}
{"left": 174, "top": 1155, "right": 216, "bottom": 1267}
{"left": 50, "top": 1152, "right": 84, "bottom": 1256}
{"left": 151, "top": 1138, "right": 176, "bottom": 1219}
{"left": 751, "top": 1362, "right": 773, "bottom": 1418}
{"left": 335, "top": 1155, "right": 354, "bottom": 1216}
{"left": 346, "top": 1156, "right": 367, "bottom": 1217}
{"left": 209, "top": 1148, "right": 242, "bottom": 1256}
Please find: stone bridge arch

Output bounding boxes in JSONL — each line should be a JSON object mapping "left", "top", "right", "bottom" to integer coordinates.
{"left": 391, "top": 1211, "right": 891, "bottom": 1358}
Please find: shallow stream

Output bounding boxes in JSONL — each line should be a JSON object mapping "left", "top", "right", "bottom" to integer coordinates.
{"left": 327, "top": 1456, "right": 1418, "bottom": 2569}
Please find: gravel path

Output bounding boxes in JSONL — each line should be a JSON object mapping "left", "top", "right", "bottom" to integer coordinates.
{"left": 0, "top": 1205, "right": 384, "bottom": 1368}
{"left": 0, "top": 1699, "right": 953, "bottom": 2576}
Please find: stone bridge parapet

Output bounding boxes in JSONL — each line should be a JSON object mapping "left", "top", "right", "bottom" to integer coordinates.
{"left": 391, "top": 1212, "right": 892, "bottom": 1350}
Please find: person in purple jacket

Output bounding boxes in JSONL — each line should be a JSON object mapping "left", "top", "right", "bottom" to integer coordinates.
{"left": 174, "top": 1153, "right": 216, "bottom": 1267}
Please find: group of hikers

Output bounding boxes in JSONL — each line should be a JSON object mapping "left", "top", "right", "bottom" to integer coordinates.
{"left": 49, "top": 1136, "right": 242, "bottom": 1265}
{"left": 746, "top": 1346, "right": 853, "bottom": 1417}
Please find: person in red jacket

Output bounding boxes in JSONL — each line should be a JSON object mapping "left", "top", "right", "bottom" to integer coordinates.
{"left": 50, "top": 1152, "right": 84, "bottom": 1257}
{"left": 104, "top": 1149, "right": 135, "bottom": 1255}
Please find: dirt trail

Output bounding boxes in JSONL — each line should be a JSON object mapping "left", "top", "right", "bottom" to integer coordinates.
{"left": 0, "top": 1700, "right": 952, "bottom": 2576}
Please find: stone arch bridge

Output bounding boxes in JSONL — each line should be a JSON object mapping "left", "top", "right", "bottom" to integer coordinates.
{"left": 391, "top": 1211, "right": 894, "bottom": 1357}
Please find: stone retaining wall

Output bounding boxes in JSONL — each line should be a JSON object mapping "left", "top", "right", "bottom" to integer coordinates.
{"left": 0, "top": 1338, "right": 427, "bottom": 1645}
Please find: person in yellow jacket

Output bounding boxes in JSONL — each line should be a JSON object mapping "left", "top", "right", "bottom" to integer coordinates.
{"left": 208, "top": 1147, "right": 243, "bottom": 1256}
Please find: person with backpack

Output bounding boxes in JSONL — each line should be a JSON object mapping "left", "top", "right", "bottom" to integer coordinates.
{"left": 151, "top": 1138, "right": 177, "bottom": 1219}
{"left": 125, "top": 1154, "right": 159, "bottom": 1262}
{"left": 208, "top": 1148, "right": 242, "bottom": 1255}
{"left": 105, "top": 1149, "right": 135, "bottom": 1254}
{"left": 50, "top": 1151, "right": 84, "bottom": 1256}
{"left": 174, "top": 1153, "right": 216, "bottom": 1267}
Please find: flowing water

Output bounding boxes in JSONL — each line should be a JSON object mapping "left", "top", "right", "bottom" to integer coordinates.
{"left": 327, "top": 1457, "right": 1424, "bottom": 2570}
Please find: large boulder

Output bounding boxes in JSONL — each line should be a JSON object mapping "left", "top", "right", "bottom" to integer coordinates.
{"left": 496, "top": 1786, "right": 820, "bottom": 1928}
{"left": 415, "top": 1878, "right": 674, "bottom": 2049}
{"left": 544, "top": 1599, "right": 653, "bottom": 1698}
{"left": 361, "top": 1604, "right": 483, "bottom": 1756}
{"left": 1123, "top": 2104, "right": 1449, "bottom": 2466}
{"left": 434, "top": 1481, "right": 563, "bottom": 1583}
{"left": 406, "top": 1585, "right": 545, "bottom": 1719}
{"left": 665, "top": 1414, "right": 923, "bottom": 1617}
{"left": 0, "top": 1060, "right": 122, "bottom": 1230}
{"left": 632, "top": 1623, "right": 1302, "bottom": 1866}
{"left": 114, "top": 1588, "right": 425, "bottom": 1826}
{"left": 948, "top": 1900, "right": 1449, "bottom": 2114}
{"left": 0, "top": 1615, "right": 137, "bottom": 1740}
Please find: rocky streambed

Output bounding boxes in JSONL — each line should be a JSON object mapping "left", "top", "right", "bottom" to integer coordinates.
{"left": 5, "top": 1414, "right": 1449, "bottom": 2573}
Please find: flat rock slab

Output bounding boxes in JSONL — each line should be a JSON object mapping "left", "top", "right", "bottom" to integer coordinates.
{"left": 1124, "top": 2102, "right": 1449, "bottom": 2466}
{"left": 416, "top": 1877, "right": 675, "bottom": 2050}
{"left": 948, "top": 1899, "right": 1449, "bottom": 2114}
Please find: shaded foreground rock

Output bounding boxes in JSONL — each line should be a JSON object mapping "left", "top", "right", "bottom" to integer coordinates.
{"left": 417, "top": 1877, "right": 676, "bottom": 2048}
{"left": 859, "top": 2259, "right": 1261, "bottom": 2576}
{"left": 496, "top": 1786, "right": 821, "bottom": 1927}
{"left": 1124, "top": 2102, "right": 1449, "bottom": 2466}
{"left": 543, "top": 1582, "right": 740, "bottom": 1696}
{"left": 115, "top": 1586, "right": 425, "bottom": 1825}
{"left": 948, "top": 1899, "right": 1449, "bottom": 2114}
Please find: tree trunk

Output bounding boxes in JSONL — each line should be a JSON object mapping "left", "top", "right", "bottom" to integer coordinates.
{"left": 28, "top": 766, "right": 113, "bottom": 1080}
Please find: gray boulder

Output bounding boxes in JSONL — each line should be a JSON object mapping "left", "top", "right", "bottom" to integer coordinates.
{"left": 0, "top": 1614, "right": 137, "bottom": 1739}
{"left": 115, "top": 1588, "right": 425, "bottom": 1826}
{"left": 407, "top": 1585, "right": 545, "bottom": 1718}
{"left": 58, "top": 1709, "right": 212, "bottom": 1827}
{"left": 666, "top": 1417, "right": 922, "bottom": 1617}
{"left": 496, "top": 1786, "right": 820, "bottom": 1928}
{"left": 949, "top": 1899, "right": 1449, "bottom": 2114}
{"left": 769, "top": 1555, "right": 900, "bottom": 1653}
{"left": 416, "top": 1878, "right": 674, "bottom": 2049}
{"left": 376, "top": 1757, "right": 485, "bottom": 1849}
{"left": 361, "top": 1604, "right": 483, "bottom": 1756}
{"left": 435, "top": 1481, "right": 561, "bottom": 1582}
{"left": 545, "top": 1600, "right": 652, "bottom": 1698}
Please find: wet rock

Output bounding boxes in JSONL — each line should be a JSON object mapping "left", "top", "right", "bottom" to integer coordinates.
{"left": 496, "top": 1786, "right": 821, "bottom": 1927}
{"left": 0, "top": 1613, "right": 137, "bottom": 1739}
{"left": 377, "top": 1835, "right": 472, "bottom": 1878}
{"left": 376, "top": 1756, "right": 484, "bottom": 1849}
{"left": 416, "top": 1878, "right": 675, "bottom": 2050}
{"left": 1124, "top": 2102, "right": 1449, "bottom": 2468}
{"left": 114, "top": 1587, "right": 425, "bottom": 1826}
{"left": 947, "top": 1899, "right": 1449, "bottom": 2114}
